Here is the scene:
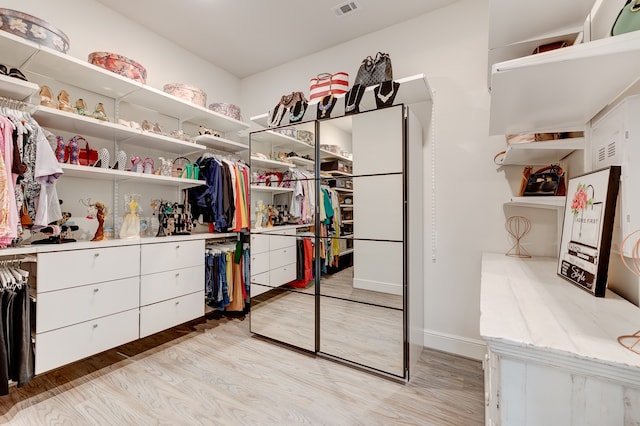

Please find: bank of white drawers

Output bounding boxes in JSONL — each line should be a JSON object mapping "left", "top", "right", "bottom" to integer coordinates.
{"left": 35, "top": 246, "right": 141, "bottom": 374}
{"left": 250, "top": 227, "right": 297, "bottom": 297}
{"left": 139, "top": 240, "right": 204, "bottom": 338}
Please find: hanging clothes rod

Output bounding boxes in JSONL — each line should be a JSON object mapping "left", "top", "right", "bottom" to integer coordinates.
{"left": 0, "top": 95, "right": 29, "bottom": 111}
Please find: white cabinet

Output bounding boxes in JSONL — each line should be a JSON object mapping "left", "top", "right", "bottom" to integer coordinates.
{"left": 480, "top": 253, "right": 640, "bottom": 425}
{"left": 139, "top": 240, "right": 205, "bottom": 338}
{"left": 250, "top": 227, "right": 297, "bottom": 297}
{"left": 35, "top": 244, "right": 141, "bottom": 374}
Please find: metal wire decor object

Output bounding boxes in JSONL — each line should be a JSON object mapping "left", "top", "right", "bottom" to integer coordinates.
{"left": 617, "top": 228, "right": 640, "bottom": 354}
{"left": 505, "top": 216, "right": 531, "bottom": 258}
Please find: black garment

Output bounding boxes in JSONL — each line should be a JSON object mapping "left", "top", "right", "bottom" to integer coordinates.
{"left": 0, "top": 293, "right": 8, "bottom": 396}
{"left": 12, "top": 286, "right": 33, "bottom": 387}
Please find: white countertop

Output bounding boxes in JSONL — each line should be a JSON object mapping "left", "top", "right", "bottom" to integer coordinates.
{"left": 0, "top": 232, "right": 238, "bottom": 255}
{"left": 480, "top": 253, "right": 640, "bottom": 382}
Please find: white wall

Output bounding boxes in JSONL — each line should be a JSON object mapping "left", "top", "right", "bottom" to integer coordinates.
{"left": 2, "top": 0, "right": 241, "bottom": 105}
{"left": 241, "top": 0, "right": 514, "bottom": 360}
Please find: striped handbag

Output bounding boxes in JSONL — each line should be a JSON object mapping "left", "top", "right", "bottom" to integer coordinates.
{"left": 309, "top": 72, "right": 349, "bottom": 101}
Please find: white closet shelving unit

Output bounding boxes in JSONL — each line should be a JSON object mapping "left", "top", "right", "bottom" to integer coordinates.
{"left": 0, "top": 27, "right": 251, "bottom": 378}
{"left": 486, "top": 0, "right": 640, "bottom": 423}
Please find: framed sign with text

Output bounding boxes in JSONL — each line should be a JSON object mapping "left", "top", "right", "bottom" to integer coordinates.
{"left": 557, "top": 166, "right": 621, "bottom": 297}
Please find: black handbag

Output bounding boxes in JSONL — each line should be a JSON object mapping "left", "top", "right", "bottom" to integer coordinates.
{"left": 354, "top": 52, "right": 393, "bottom": 87}
{"left": 523, "top": 165, "right": 566, "bottom": 196}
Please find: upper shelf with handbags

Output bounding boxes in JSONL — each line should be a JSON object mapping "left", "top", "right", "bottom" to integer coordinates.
{"left": 249, "top": 74, "right": 433, "bottom": 128}
{"left": 489, "top": 30, "right": 640, "bottom": 135}
{"left": 0, "top": 30, "right": 249, "bottom": 133}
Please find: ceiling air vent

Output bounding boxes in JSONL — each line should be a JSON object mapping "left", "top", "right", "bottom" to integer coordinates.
{"left": 332, "top": 1, "right": 360, "bottom": 17}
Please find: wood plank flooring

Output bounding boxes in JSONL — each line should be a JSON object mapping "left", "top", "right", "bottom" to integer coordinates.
{"left": 0, "top": 317, "right": 485, "bottom": 425}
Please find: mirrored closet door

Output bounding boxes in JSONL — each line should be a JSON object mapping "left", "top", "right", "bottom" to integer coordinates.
{"left": 249, "top": 104, "right": 423, "bottom": 379}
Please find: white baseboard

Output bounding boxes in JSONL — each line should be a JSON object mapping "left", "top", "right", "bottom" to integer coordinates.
{"left": 423, "top": 328, "right": 486, "bottom": 361}
{"left": 353, "top": 278, "right": 402, "bottom": 295}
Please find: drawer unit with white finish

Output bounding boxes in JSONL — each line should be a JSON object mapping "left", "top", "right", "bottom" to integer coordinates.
{"left": 139, "top": 240, "right": 205, "bottom": 337}
{"left": 250, "top": 226, "right": 298, "bottom": 297}
{"left": 35, "top": 245, "right": 141, "bottom": 374}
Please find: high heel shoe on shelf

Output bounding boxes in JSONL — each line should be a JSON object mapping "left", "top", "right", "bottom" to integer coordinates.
{"left": 57, "top": 90, "right": 76, "bottom": 114}
{"left": 111, "top": 150, "right": 127, "bottom": 171}
{"left": 39, "top": 86, "right": 58, "bottom": 109}
{"left": 75, "top": 98, "right": 89, "bottom": 116}
{"left": 93, "top": 103, "right": 108, "bottom": 121}
{"left": 143, "top": 157, "right": 154, "bottom": 174}
{"left": 94, "top": 148, "right": 110, "bottom": 169}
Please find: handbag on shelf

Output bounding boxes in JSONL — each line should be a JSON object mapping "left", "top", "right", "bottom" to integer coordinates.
{"left": 612, "top": 0, "right": 640, "bottom": 36}
{"left": 309, "top": 73, "right": 349, "bottom": 101}
{"left": 72, "top": 136, "right": 98, "bottom": 166}
{"left": 531, "top": 41, "right": 568, "bottom": 55}
{"left": 171, "top": 156, "right": 199, "bottom": 179}
{"left": 522, "top": 165, "right": 566, "bottom": 197}
{"left": 354, "top": 52, "right": 393, "bottom": 87}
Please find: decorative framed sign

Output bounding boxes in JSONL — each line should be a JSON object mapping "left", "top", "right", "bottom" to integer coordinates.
{"left": 557, "top": 166, "right": 621, "bottom": 297}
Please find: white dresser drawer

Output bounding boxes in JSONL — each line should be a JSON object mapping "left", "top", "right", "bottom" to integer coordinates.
{"left": 269, "top": 233, "right": 296, "bottom": 251}
{"left": 37, "top": 277, "right": 140, "bottom": 333}
{"left": 140, "top": 240, "right": 204, "bottom": 275}
{"left": 251, "top": 271, "right": 269, "bottom": 286}
{"left": 251, "top": 283, "right": 272, "bottom": 298}
{"left": 251, "top": 252, "right": 269, "bottom": 275}
{"left": 140, "top": 265, "right": 203, "bottom": 305}
{"left": 35, "top": 308, "right": 139, "bottom": 375}
{"left": 270, "top": 246, "right": 296, "bottom": 269}
{"left": 250, "top": 234, "right": 270, "bottom": 254}
{"left": 38, "top": 245, "right": 140, "bottom": 292}
{"left": 139, "top": 291, "right": 204, "bottom": 338}
{"left": 270, "top": 263, "right": 296, "bottom": 286}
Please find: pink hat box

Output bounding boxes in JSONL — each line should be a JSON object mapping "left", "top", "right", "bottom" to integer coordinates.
{"left": 88, "top": 52, "right": 147, "bottom": 83}
{"left": 163, "top": 83, "right": 207, "bottom": 107}
{"left": 0, "top": 9, "right": 69, "bottom": 53}
{"left": 208, "top": 102, "right": 241, "bottom": 121}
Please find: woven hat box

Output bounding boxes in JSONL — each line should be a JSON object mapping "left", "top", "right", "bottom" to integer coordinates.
{"left": 208, "top": 102, "right": 241, "bottom": 121}
{"left": 163, "top": 83, "right": 207, "bottom": 107}
{"left": 88, "top": 52, "right": 147, "bottom": 83}
{"left": 0, "top": 9, "right": 69, "bottom": 53}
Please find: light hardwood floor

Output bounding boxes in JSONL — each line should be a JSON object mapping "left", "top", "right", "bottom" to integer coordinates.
{"left": 0, "top": 317, "right": 485, "bottom": 425}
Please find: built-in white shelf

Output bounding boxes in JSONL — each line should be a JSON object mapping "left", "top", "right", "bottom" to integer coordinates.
{"left": 33, "top": 106, "right": 207, "bottom": 155}
{"left": 325, "top": 170, "right": 353, "bottom": 177}
{"left": 250, "top": 185, "right": 295, "bottom": 194}
{"left": 194, "top": 134, "right": 248, "bottom": 153}
{"left": 288, "top": 156, "right": 314, "bottom": 167}
{"left": 500, "top": 137, "right": 585, "bottom": 166}
{"left": 341, "top": 220, "right": 354, "bottom": 224}
{"left": 333, "top": 188, "right": 353, "bottom": 193}
{"left": 340, "top": 249, "right": 354, "bottom": 255}
{"left": 59, "top": 163, "right": 204, "bottom": 188}
{"left": 0, "top": 30, "right": 249, "bottom": 133}
{"left": 250, "top": 74, "right": 433, "bottom": 127}
{"left": 251, "top": 129, "right": 315, "bottom": 152}
{"left": 250, "top": 156, "right": 295, "bottom": 170}
{"left": 0, "top": 73, "right": 39, "bottom": 101}
{"left": 490, "top": 30, "right": 640, "bottom": 135}
{"left": 507, "top": 196, "right": 566, "bottom": 209}
{"left": 320, "top": 149, "right": 352, "bottom": 163}
{"left": 339, "top": 204, "right": 353, "bottom": 209}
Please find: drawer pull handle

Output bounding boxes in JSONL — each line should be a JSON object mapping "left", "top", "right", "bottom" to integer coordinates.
{"left": 93, "top": 324, "right": 98, "bottom": 329}
{"left": 93, "top": 288, "right": 99, "bottom": 293}
{"left": 175, "top": 301, "right": 180, "bottom": 306}
{"left": 94, "top": 253, "right": 100, "bottom": 257}
{"left": 175, "top": 273, "right": 180, "bottom": 278}
{"left": 176, "top": 245, "right": 180, "bottom": 249}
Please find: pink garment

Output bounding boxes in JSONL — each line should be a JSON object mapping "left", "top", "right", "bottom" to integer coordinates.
{"left": 0, "top": 117, "right": 17, "bottom": 246}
